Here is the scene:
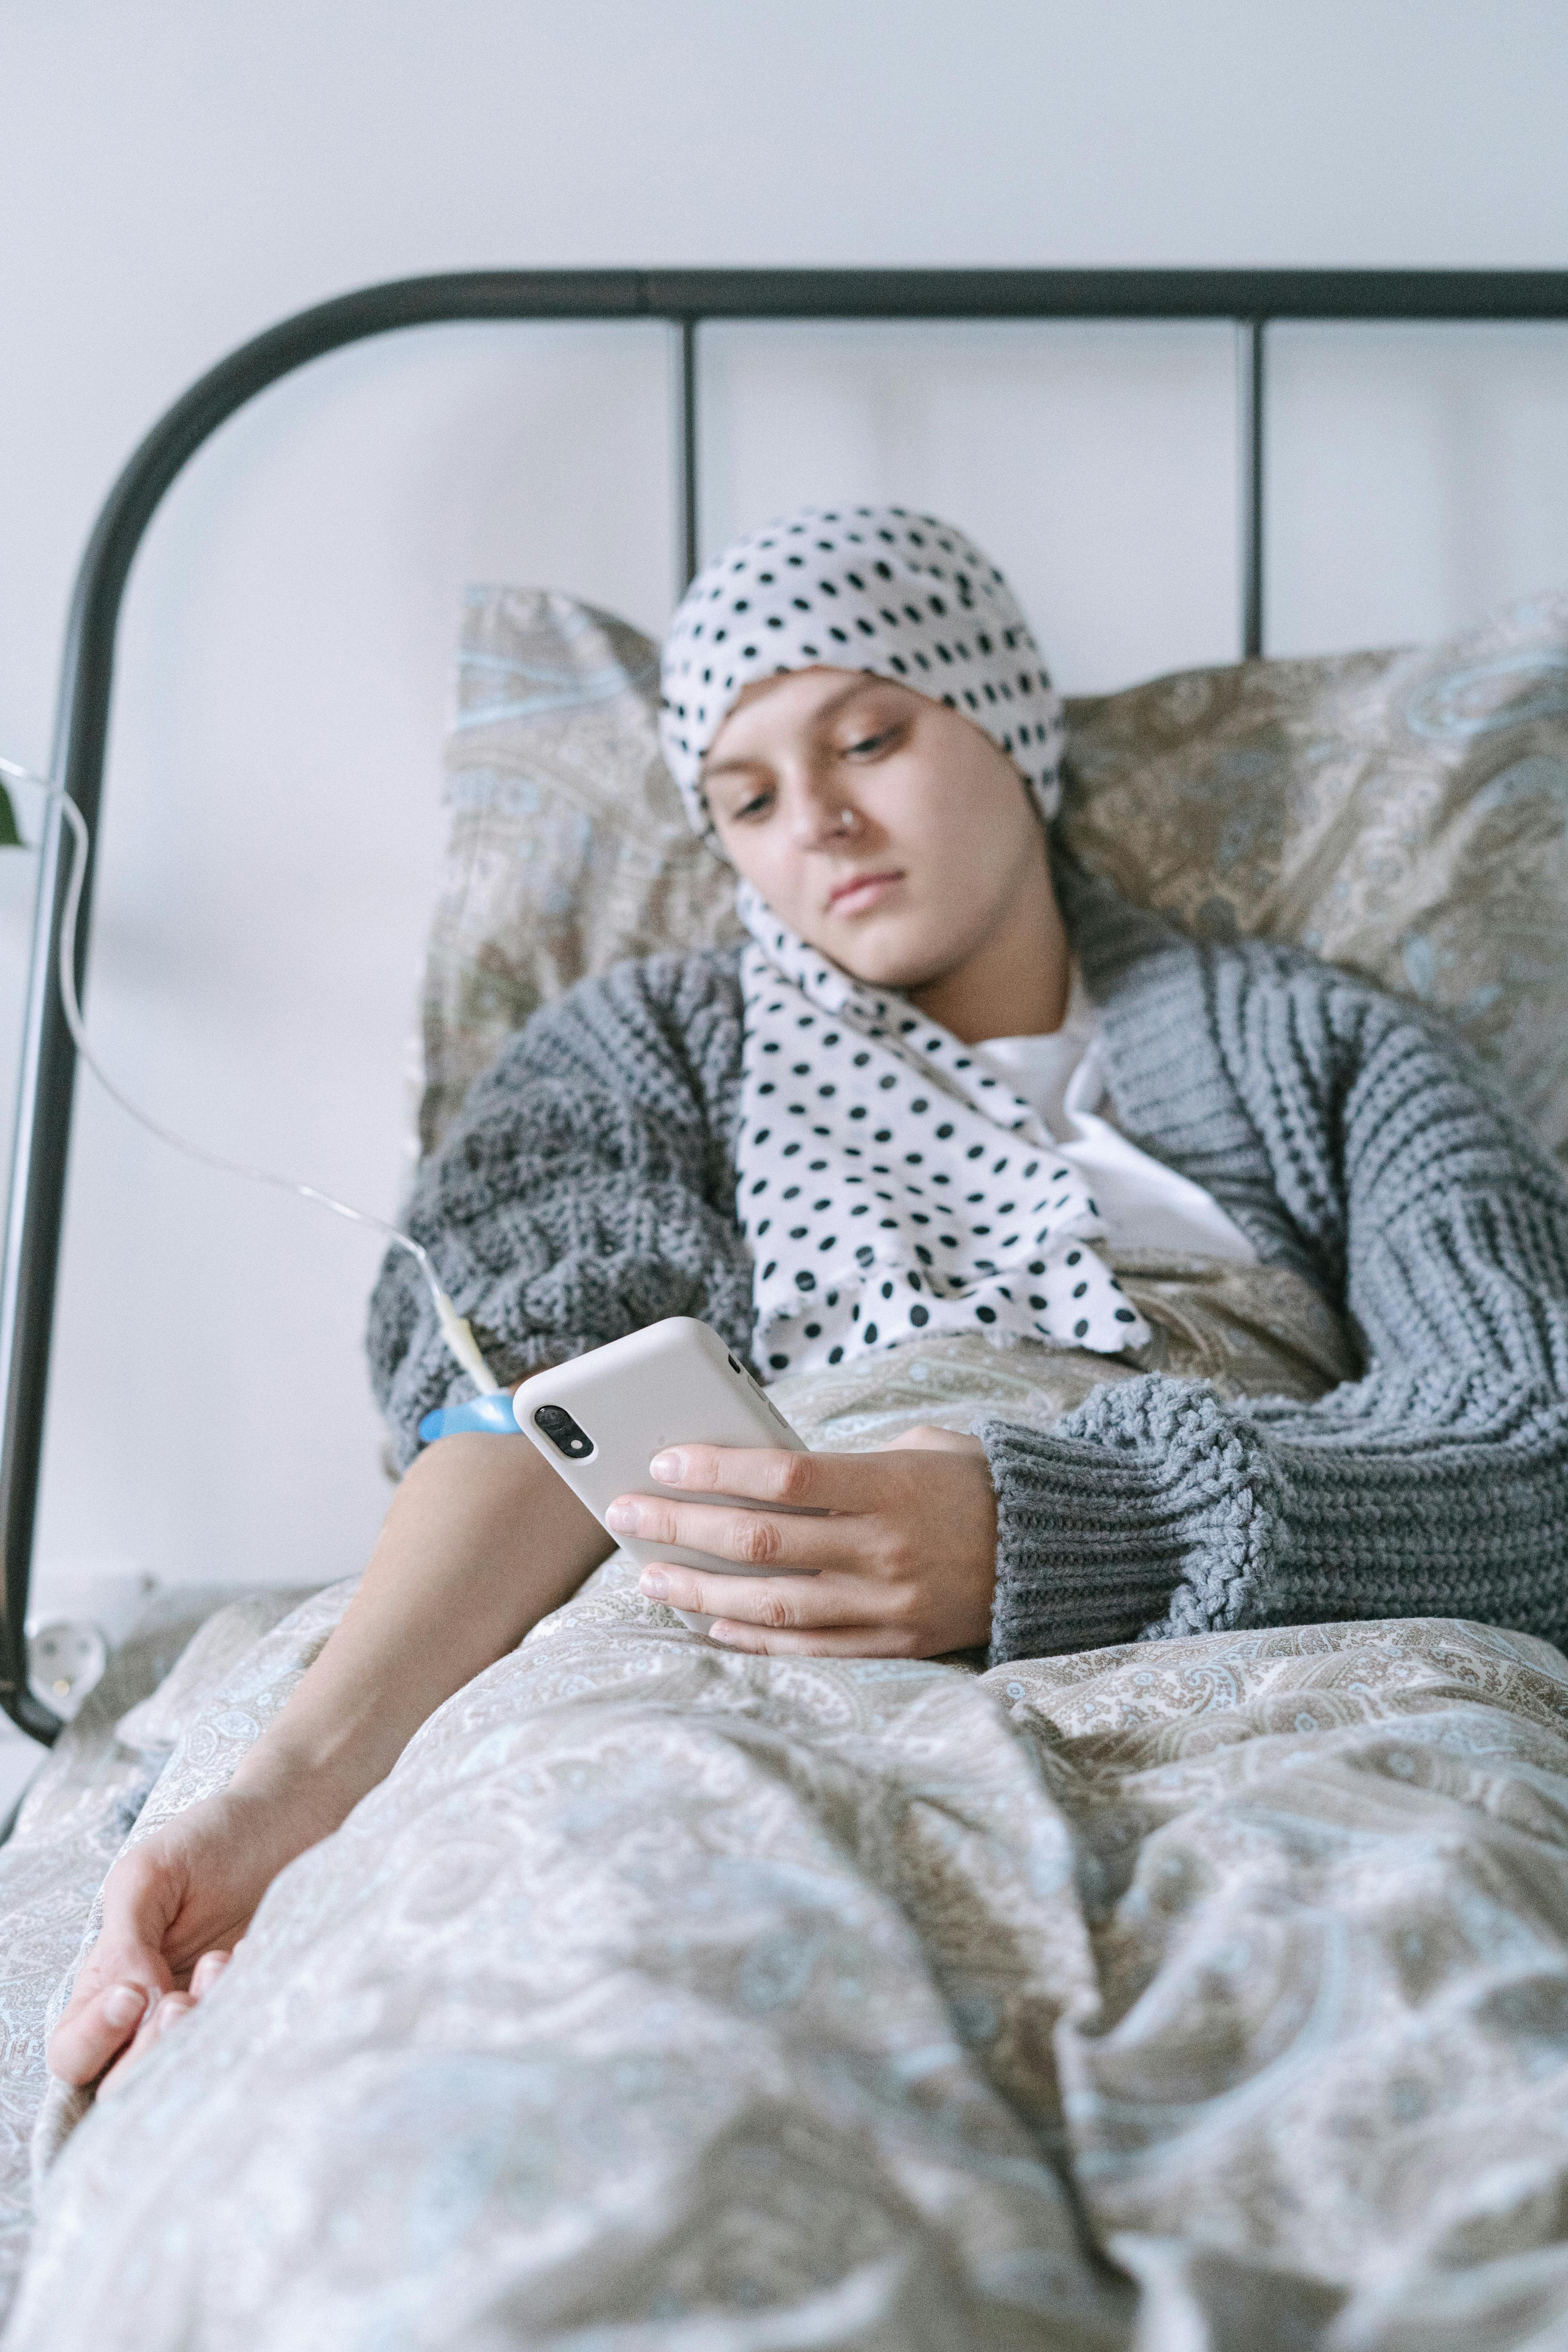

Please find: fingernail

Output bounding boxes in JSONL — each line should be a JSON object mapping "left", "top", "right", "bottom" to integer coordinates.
{"left": 155, "top": 1999, "right": 190, "bottom": 2037}
{"left": 102, "top": 1985, "right": 148, "bottom": 2029}
{"left": 605, "top": 1502, "right": 637, "bottom": 1532}
{"left": 639, "top": 1568, "right": 669, "bottom": 1598}
{"left": 649, "top": 1451, "right": 682, "bottom": 1483}
{"left": 707, "top": 1623, "right": 736, "bottom": 1645}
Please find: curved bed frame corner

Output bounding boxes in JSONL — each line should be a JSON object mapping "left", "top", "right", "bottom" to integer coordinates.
{"left": 3, "top": 263, "right": 1564, "bottom": 1741}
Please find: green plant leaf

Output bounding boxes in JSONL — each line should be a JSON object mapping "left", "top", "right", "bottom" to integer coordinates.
{"left": 0, "top": 784, "right": 21, "bottom": 849}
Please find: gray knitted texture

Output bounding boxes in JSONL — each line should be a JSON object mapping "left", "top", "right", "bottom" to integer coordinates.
{"left": 370, "top": 950, "right": 755, "bottom": 1462}
{"left": 369, "top": 865, "right": 1568, "bottom": 1666}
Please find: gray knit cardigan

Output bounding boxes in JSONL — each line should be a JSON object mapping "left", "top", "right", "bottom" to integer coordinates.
{"left": 368, "top": 863, "right": 1568, "bottom": 1665}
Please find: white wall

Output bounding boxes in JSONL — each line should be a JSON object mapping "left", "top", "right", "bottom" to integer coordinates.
{"left": 0, "top": 0, "right": 1564, "bottom": 1604}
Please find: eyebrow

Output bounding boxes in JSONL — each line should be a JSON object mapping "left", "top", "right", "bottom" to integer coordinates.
{"left": 702, "top": 677, "right": 891, "bottom": 781}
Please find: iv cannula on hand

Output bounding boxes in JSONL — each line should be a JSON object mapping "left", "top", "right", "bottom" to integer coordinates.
{"left": 0, "top": 754, "right": 501, "bottom": 1395}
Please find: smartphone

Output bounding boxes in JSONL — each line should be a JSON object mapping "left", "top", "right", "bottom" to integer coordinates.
{"left": 513, "top": 1317, "right": 814, "bottom": 1634}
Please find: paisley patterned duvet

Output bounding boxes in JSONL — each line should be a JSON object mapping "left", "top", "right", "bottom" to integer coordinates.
{"left": 4, "top": 1305, "right": 1568, "bottom": 2347}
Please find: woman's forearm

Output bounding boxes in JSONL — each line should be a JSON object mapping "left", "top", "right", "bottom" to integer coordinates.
{"left": 228, "top": 1433, "right": 611, "bottom": 1833}
{"left": 47, "top": 1435, "right": 612, "bottom": 2090}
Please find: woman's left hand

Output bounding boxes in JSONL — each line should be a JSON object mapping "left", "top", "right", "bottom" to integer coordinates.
{"left": 605, "top": 1426, "right": 997, "bottom": 1657}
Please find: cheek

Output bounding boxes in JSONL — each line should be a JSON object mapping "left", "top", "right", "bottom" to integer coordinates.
{"left": 867, "top": 763, "right": 1007, "bottom": 900}
{"left": 718, "top": 828, "right": 810, "bottom": 922}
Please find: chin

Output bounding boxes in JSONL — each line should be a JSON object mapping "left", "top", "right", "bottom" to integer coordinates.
{"left": 817, "top": 918, "right": 955, "bottom": 996}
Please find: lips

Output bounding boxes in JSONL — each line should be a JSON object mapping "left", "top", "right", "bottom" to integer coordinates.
{"left": 828, "top": 869, "right": 904, "bottom": 915}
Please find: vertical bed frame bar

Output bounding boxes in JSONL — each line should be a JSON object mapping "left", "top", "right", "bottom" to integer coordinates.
{"left": 677, "top": 317, "right": 701, "bottom": 590}
{"left": 1238, "top": 319, "right": 1267, "bottom": 660}
{"left": 4, "top": 267, "right": 1564, "bottom": 1739}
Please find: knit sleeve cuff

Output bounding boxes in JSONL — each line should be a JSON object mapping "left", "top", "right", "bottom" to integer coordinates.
{"left": 976, "top": 1376, "right": 1283, "bottom": 1665}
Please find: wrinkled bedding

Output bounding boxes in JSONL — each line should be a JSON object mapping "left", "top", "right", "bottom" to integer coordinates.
{"left": 5, "top": 1273, "right": 1568, "bottom": 2349}
{"left": 0, "top": 1587, "right": 320, "bottom": 2321}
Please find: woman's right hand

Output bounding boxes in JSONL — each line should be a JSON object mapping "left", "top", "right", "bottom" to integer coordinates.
{"left": 45, "top": 1787, "right": 315, "bottom": 2090}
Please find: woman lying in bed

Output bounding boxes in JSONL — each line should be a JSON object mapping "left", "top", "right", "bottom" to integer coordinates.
{"left": 49, "top": 504, "right": 1568, "bottom": 2092}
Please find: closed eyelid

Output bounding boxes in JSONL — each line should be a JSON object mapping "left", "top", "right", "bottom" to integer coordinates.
{"left": 702, "top": 755, "right": 771, "bottom": 787}
{"left": 716, "top": 780, "right": 777, "bottom": 823}
{"left": 836, "top": 719, "right": 905, "bottom": 755}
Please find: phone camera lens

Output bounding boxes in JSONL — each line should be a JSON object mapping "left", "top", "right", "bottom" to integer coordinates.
{"left": 533, "top": 1404, "right": 593, "bottom": 1460}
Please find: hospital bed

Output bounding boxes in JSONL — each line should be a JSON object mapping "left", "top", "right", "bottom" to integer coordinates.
{"left": 6, "top": 263, "right": 1568, "bottom": 1745}
{"left": 0, "top": 267, "right": 1566, "bottom": 2350}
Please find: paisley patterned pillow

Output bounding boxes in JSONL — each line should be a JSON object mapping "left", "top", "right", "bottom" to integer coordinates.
{"left": 415, "top": 588, "right": 740, "bottom": 1159}
{"left": 1059, "top": 588, "right": 1568, "bottom": 1159}
{"left": 417, "top": 585, "right": 1568, "bottom": 1162}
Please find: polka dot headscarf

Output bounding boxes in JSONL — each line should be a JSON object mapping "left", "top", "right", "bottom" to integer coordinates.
{"left": 659, "top": 504, "right": 1066, "bottom": 841}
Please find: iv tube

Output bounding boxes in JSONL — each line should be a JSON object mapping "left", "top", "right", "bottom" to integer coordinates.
{"left": 0, "top": 755, "right": 501, "bottom": 1395}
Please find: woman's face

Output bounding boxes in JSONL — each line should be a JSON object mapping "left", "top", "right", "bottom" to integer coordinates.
{"left": 704, "top": 667, "right": 1051, "bottom": 996}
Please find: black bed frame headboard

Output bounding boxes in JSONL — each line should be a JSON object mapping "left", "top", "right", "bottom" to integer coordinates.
{"left": 4, "top": 264, "right": 1566, "bottom": 1739}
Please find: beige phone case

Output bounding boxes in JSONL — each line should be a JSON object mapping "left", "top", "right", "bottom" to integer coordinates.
{"left": 512, "top": 1318, "right": 812, "bottom": 1634}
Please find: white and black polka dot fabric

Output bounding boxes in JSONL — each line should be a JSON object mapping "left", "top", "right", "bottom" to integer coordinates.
{"left": 659, "top": 504, "right": 1067, "bottom": 842}
{"left": 734, "top": 880, "right": 1151, "bottom": 1379}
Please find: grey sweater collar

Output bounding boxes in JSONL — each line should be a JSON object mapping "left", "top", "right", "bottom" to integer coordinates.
{"left": 1053, "top": 852, "right": 1324, "bottom": 1289}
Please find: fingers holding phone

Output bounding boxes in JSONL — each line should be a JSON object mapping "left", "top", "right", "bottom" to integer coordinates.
{"left": 512, "top": 1319, "right": 815, "bottom": 1631}
{"left": 611, "top": 1428, "right": 997, "bottom": 1658}
{"left": 512, "top": 1321, "right": 997, "bottom": 1654}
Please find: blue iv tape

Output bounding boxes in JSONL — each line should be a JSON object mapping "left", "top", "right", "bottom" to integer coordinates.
{"left": 418, "top": 1392, "right": 520, "bottom": 1441}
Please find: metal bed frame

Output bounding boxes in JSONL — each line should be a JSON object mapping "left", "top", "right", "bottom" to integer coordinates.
{"left": 4, "top": 263, "right": 1566, "bottom": 1740}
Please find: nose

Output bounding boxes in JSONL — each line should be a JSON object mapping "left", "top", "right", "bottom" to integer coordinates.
{"left": 786, "top": 779, "right": 859, "bottom": 850}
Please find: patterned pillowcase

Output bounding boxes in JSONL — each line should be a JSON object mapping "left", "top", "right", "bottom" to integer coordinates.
{"left": 415, "top": 588, "right": 740, "bottom": 1160}
{"left": 417, "top": 584, "right": 1568, "bottom": 1163}
{"left": 1058, "top": 588, "right": 1568, "bottom": 1161}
